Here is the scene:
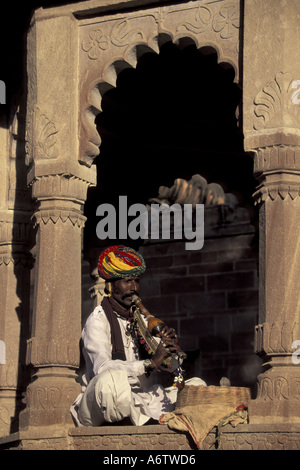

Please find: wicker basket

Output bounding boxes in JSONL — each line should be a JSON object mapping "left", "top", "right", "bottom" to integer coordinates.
{"left": 176, "top": 385, "right": 251, "bottom": 409}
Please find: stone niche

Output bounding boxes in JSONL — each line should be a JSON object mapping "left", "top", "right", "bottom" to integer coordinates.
{"left": 83, "top": 164, "right": 261, "bottom": 393}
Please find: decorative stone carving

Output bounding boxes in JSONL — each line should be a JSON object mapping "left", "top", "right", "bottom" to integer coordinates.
{"left": 22, "top": 437, "right": 70, "bottom": 451}
{"left": 253, "top": 72, "right": 300, "bottom": 131}
{"left": 32, "top": 210, "right": 86, "bottom": 229}
{"left": 252, "top": 145, "right": 300, "bottom": 176}
{"left": 202, "top": 427, "right": 300, "bottom": 450}
{"left": 26, "top": 381, "right": 79, "bottom": 415}
{"left": 26, "top": 337, "right": 79, "bottom": 369}
{"left": 30, "top": 173, "right": 91, "bottom": 203}
{"left": 111, "top": 19, "right": 146, "bottom": 47}
{"left": 70, "top": 426, "right": 193, "bottom": 451}
{"left": 2, "top": 423, "right": 300, "bottom": 450}
{"left": 249, "top": 365, "right": 300, "bottom": 423}
{"left": 253, "top": 180, "right": 300, "bottom": 204}
{"left": 21, "top": 368, "right": 80, "bottom": 428}
{"left": 25, "top": 106, "right": 58, "bottom": 165}
{"left": 177, "top": 6, "right": 211, "bottom": 35}
{"left": 212, "top": 5, "right": 239, "bottom": 39}
{"left": 82, "top": 29, "right": 109, "bottom": 59}
{"left": 255, "top": 322, "right": 299, "bottom": 356}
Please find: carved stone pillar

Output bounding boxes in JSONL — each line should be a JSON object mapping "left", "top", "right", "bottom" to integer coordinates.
{"left": 0, "top": 107, "right": 32, "bottom": 437}
{"left": 250, "top": 148, "right": 300, "bottom": 423}
{"left": 243, "top": 0, "right": 300, "bottom": 423}
{"left": 19, "top": 173, "right": 93, "bottom": 429}
{"left": 19, "top": 10, "right": 97, "bottom": 429}
{"left": 0, "top": 215, "right": 32, "bottom": 435}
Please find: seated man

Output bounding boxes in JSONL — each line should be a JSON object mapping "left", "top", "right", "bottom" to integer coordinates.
{"left": 71, "top": 245, "right": 205, "bottom": 426}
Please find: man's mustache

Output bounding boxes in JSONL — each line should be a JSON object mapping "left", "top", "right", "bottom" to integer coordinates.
{"left": 122, "top": 291, "right": 138, "bottom": 300}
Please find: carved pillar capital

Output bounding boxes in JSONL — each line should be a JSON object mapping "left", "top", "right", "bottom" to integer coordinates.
{"left": 251, "top": 144, "right": 300, "bottom": 179}
{"left": 253, "top": 169, "right": 300, "bottom": 205}
{"left": 89, "top": 276, "right": 106, "bottom": 309}
{"left": 30, "top": 172, "right": 93, "bottom": 202}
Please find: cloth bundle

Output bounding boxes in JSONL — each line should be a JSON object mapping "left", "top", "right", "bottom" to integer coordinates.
{"left": 159, "top": 385, "right": 250, "bottom": 450}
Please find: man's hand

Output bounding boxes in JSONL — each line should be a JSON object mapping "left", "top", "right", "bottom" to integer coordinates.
{"left": 159, "top": 325, "right": 179, "bottom": 352}
{"left": 151, "top": 325, "right": 180, "bottom": 369}
{"left": 151, "top": 342, "right": 168, "bottom": 370}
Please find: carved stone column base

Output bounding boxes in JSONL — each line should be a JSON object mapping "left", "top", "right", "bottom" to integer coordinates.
{"left": 19, "top": 367, "right": 80, "bottom": 429}
{"left": 249, "top": 357, "right": 300, "bottom": 424}
{"left": 0, "top": 390, "right": 23, "bottom": 436}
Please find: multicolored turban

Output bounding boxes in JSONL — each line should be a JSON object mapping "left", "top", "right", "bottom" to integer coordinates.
{"left": 98, "top": 245, "right": 146, "bottom": 280}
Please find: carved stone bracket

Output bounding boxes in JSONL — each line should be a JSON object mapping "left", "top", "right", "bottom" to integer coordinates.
{"left": 89, "top": 276, "right": 106, "bottom": 308}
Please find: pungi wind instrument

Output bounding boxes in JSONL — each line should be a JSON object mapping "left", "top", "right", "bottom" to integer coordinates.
{"left": 130, "top": 295, "right": 186, "bottom": 386}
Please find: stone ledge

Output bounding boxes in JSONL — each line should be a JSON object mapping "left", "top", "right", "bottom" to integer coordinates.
{"left": 69, "top": 424, "right": 195, "bottom": 450}
{"left": 1, "top": 422, "right": 300, "bottom": 450}
{"left": 202, "top": 423, "right": 300, "bottom": 450}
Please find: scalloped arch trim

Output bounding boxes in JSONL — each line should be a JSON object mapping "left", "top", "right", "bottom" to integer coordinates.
{"left": 79, "top": 1, "right": 240, "bottom": 166}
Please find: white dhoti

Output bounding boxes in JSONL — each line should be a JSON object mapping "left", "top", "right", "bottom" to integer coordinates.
{"left": 78, "top": 369, "right": 179, "bottom": 426}
{"left": 77, "top": 369, "right": 206, "bottom": 426}
{"left": 78, "top": 369, "right": 132, "bottom": 426}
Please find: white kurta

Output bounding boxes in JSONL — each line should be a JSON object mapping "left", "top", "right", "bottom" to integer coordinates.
{"left": 71, "top": 304, "right": 180, "bottom": 426}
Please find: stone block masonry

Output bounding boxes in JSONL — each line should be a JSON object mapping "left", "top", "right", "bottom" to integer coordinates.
{"left": 138, "top": 226, "right": 260, "bottom": 394}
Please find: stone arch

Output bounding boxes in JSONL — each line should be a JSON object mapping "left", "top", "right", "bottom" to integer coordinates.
{"left": 79, "top": 28, "right": 240, "bottom": 167}
{"left": 81, "top": 30, "right": 252, "bottom": 251}
{"left": 81, "top": 32, "right": 259, "bottom": 390}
